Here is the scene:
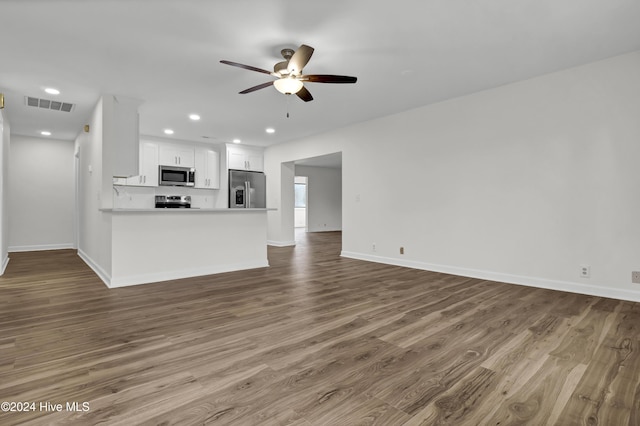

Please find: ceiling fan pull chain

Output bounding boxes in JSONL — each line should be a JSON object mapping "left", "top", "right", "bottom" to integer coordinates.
{"left": 286, "top": 94, "right": 291, "bottom": 118}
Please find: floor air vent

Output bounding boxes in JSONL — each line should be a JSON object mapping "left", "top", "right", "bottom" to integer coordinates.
{"left": 25, "top": 96, "right": 75, "bottom": 112}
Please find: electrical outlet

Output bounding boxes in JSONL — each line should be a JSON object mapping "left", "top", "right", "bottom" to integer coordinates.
{"left": 632, "top": 271, "right": 640, "bottom": 284}
{"left": 400, "top": 247, "right": 404, "bottom": 255}
{"left": 580, "top": 265, "right": 590, "bottom": 278}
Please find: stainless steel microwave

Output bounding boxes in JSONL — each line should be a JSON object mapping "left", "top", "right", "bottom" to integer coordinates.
{"left": 158, "top": 165, "right": 195, "bottom": 187}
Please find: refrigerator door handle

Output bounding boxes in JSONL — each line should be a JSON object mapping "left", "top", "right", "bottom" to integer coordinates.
{"left": 245, "top": 181, "right": 250, "bottom": 208}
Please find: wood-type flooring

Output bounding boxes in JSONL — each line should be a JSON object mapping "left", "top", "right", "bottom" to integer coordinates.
{"left": 1, "top": 230, "right": 640, "bottom": 425}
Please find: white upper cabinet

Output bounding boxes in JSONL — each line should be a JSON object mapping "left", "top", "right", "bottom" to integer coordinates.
{"left": 125, "top": 141, "right": 158, "bottom": 186}
{"left": 116, "top": 140, "right": 223, "bottom": 188}
{"left": 227, "top": 145, "right": 263, "bottom": 171}
{"left": 228, "top": 149, "right": 246, "bottom": 170}
{"left": 159, "top": 144, "right": 194, "bottom": 167}
{"left": 194, "top": 148, "right": 220, "bottom": 189}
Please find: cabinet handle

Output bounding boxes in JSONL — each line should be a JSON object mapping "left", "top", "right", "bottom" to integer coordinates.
{"left": 143, "top": 175, "right": 146, "bottom": 184}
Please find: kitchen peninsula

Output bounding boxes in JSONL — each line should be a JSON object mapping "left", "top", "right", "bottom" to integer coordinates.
{"left": 97, "top": 207, "right": 272, "bottom": 287}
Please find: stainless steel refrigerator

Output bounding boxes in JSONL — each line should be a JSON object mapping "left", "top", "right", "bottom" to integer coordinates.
{"left": 229, "top": 170, "right": 266, "bottom": 208}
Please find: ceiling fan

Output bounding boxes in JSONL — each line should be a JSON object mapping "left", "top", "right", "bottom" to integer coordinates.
{"left": 220, "top": 44, "right": 357, "bottom": 102}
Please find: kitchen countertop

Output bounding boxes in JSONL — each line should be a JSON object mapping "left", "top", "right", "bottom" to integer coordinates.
{"left": 101, "top": 208, "right": 276, "bottom": 212}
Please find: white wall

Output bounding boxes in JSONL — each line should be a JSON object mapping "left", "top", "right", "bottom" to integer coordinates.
{"left": 265, "top": 50, "right": 640, "bottom": 301}
{"left": 295, "top": 165, "right": 342, "bottom": 232}
{"left": 0, "top": 109, "right": 9, "bottom": 274}
{"left": 76, "top": 97, "right": 112, "bottom": 283}
{"left": 8, "top": 135, "right": 75, "bottom": 251}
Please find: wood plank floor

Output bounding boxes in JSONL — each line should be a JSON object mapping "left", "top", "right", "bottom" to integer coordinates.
{"left": 1, "top": 231, "right": 640, "bottom": 425}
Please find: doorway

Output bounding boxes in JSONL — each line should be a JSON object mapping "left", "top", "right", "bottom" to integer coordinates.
{"left": 292, "top": 152, "right": 342, "bottom": 249}
{"left": 294, "top": 176, "right": 308, "bottom": 229}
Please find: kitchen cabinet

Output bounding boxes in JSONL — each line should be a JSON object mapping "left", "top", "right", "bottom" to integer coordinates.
{"left": 194, "top": 148, "right": 220, "bottom": 189}
{"left": 227, "top": 146, "right": 263, "bottom": 171}
{"left": 125, "top": 141, "right": 158, "bottom": 186}
{"left": 159, "top": 144, "right": 194, "bottom": 167}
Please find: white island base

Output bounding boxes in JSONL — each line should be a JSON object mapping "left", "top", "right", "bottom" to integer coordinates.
{"left": 99, "top": 209, "right": 270, "bottom": 288}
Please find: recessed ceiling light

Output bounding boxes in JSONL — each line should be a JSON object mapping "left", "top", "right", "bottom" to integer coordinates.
{"left": 189, "top": 114, "right": 200, "bottom": 121}
{"left": 265, "top": 128, "right": 275, "bottom": 134}
{"left": 164, "top": 129, "right": 174, "bottom": 135}
{"left": 41, "top": 131, "right": 51, "bottom": 136}
{"left": 44, "top": 88, "right": 60, "bottom": 95}
{"left": 232, "top": 139, "right": 241, "bottom": 144}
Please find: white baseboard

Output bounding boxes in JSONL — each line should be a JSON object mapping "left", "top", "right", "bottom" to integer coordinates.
{"left": 109, "top": 260, "right": 270, "bottom": 288}
{"left": 77, "top": 249, "right": 111, "bottom": 288}
{"left": 268, "top": 240, "right": 296, "bottom": 247}
{"left": 1, "top": 255, "right": 8, "bottom": 275}
{"left": 340, "top": 251, "right": 640, "bottom": 303}
{"left": 79, "top": 249, "right": 269, "bottom": 289}
{"left": 9, "top": 243, "right": 75, "bottom": 253}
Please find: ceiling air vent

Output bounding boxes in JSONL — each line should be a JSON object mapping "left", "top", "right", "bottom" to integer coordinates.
{"left": 25, "top": 96, "right": 75, "bottom": 112}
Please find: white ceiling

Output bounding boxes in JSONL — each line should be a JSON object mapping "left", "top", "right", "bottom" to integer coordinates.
{"left": 2, "top": 0, "right": 640, "bottom": 147}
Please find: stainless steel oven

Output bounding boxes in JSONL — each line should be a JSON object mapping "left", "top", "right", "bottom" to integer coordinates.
{"left": 155, "top": 195, "right": 191, "bottom": 208}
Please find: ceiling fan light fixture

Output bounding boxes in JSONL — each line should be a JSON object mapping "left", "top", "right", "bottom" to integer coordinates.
{"left": 273, "top": 78, "right": 303, "bottom": 95}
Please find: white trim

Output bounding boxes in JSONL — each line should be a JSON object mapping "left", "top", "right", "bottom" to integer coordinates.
{"left": 9, "top": 243, "right": 75, "bottom": 253}
{"left": 267, "top": 240, "right": 296, "bottom": 247}
{"left": 77, "top": 249, "right": 111, "bottom": 288}
{"left": 1, "top": 255, "right": 8, "bottom": 275}
{"left": 340, "top": 251, "right": 640, "bottom": 303}
{"left": 109, "top": 260, "right": 270, "bottom": 288}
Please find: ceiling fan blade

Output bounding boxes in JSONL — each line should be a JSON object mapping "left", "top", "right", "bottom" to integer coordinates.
{"left": 301, "top": 74, "right": 357, "bottom": 84}
{"left": 239, "top": 81, "right": 274, "bottom": 94}
{"left": 220, "top": 60, "right": 273, "bottom": 75}
{"left": 296, "top": 86, "right": 313, "bottom": 102}
{"left": 287, "top": 44, "right": 314, "bottom": 75}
